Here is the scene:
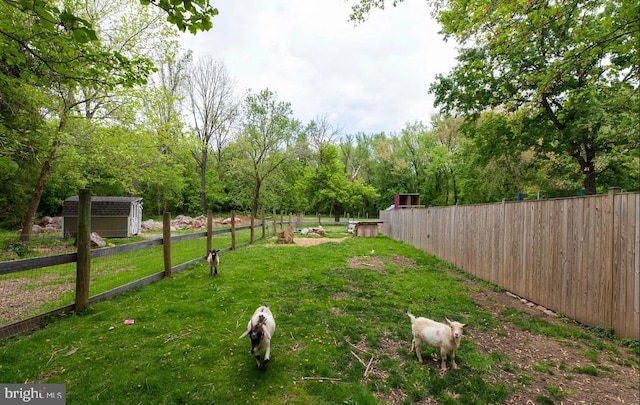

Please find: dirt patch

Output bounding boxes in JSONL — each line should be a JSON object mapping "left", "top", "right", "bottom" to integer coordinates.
{"left": 464, "top": 280, "right": 639, "bottom": 404}
{"left": 0, "top": 276, "right": 73, "bottom": 323}
{"left": 293, "top": 237, "right": 346, "bottom": 247}
{"left": 264, "top": 237, "right": 347, "bottom": 247}
{"left": 389, "top": 255, "right": 417, "bottom": 269}
{"left": 347, "top": 256, "right": 386, "bottom": 274}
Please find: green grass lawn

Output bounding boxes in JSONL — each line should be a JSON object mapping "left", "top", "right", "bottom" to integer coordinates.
{"left": 0, "top": 228, "right": 256, "bottom": 324}
{"left": 0, "top": 232, "right": 635, "bottom": 404}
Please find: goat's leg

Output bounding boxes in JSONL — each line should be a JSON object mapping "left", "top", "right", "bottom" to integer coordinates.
{"left": 263, "top": 343, "right": 271, "bottom": 368}
{"left": 450, "top": 350, "right": 458, "bottom": 369}
{"left": 255, "top": 355, "right": 262, "bottom": 368}
{"left": 439, "top": 348, "right": 448, "bottom": 372}
{"left": 210, "top": 266, "right": 213, "bottom": 277}
{"left": 214, "top": 265, "right": 218, "bottom": 276}
{"left": 414, "top": 342, "right": 423, "bottom": 364}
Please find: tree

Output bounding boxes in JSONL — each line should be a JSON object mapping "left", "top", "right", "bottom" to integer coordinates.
{"left": 429, "top": 0, "right": 639, "bottom": 194}
{"left": 233, "top": 88, "right": 295, "bottom": 221}
{"left": 428, "top": 115, "right": 462, "bottom": 205}
{"left": 6, "top": 0, "right": 174, "bottom": 241}
{"left": 349, "top": 0, "right": 639, "bottom": 195}
{"left": 138, "top": 42, "right": 193, "bottom": 215}
{"left": 340, "top": 132, "right": 373, "bottom": 183}
{"left": 302, "top": 144, "right": 378, "bottom": 221}
{"left": 186, "top": 57, "right": 238, "bottom": 213}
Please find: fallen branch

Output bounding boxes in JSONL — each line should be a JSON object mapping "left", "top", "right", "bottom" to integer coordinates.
{"left": 351, "top": 351, "right": 367, "bottom": 367}
{"left": 302, "top": 376, "right": 340, "bottom": 381}
{"left": 345, "top": 337, "right": 372, "bottom": 355}
{"left": 363, "top": 355, "right": 374, "bottom": 378}
{"left": 164, "top": 331, "right": 192, "bottom": 344}
{"left": 46, "top": 346, "right": 68, "bottom": 366}
{"left": 352, "top": 350, "right": 375, "bottom": 379}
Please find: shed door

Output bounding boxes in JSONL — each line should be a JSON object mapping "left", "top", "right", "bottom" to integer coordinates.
{"left": 129, "top": 202, "right": 141, "bottom": 236}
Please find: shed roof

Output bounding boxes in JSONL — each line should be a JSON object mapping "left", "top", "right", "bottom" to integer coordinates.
{"left": 62, "top": 196, "right": 142, "bottom": 217}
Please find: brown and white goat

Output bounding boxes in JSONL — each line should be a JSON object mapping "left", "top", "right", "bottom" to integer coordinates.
{"left": 239, "top": 305, "right": 276, "bottom": 368}
{"left": 407, "top": 311, "right": 467, "bottom": 372}
{"left": 206, "top": 249, "right": 220, "bottom": 277}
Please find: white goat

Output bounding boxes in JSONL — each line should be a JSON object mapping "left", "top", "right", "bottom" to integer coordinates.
{"left": 206, "top": 249, "right": 220, "bottom": 277}
{"left": 407, "top": 311, "right": 467, "bottom": 372}
{"left": 239, "top": 305, "right": 276, "bottom": 368}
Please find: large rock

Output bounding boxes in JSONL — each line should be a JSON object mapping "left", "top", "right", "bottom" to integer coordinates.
{"left": 171, "top": 215, "right": 194, "bottom": 229}
{"left": 141, "top": 219, "right": 163, "bottom": 230}
{"left": 90, "top": 232, "right": 106, "bottom": 247}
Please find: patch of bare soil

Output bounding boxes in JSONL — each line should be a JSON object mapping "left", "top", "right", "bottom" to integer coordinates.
{"left": 347, "top": 256, "right": 386, "bottom": 274}
{"left": 465, "top": 279, "right": 639, "bottom": 404}
{"left": 293, "top": 237, "right": 346, "bottom": 246}
{"left": 264, "top": 237, "right": 347, "bottom": 247}
{"left": 0, "top": 276, "right": 73, "bottom": 323}
{"left": 389, "top": 255, "right": 418, "bottom": 269}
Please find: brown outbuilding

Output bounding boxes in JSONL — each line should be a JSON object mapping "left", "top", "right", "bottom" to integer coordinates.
{"left": 61, "top": 196, "right": 143, "bottom": 238}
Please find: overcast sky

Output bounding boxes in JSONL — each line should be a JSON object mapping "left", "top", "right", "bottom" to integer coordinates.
{"left": 179, "top": 1, "right": 459, "bottom": 136}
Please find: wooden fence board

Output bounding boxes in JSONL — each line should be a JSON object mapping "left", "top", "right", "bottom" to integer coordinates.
{"left": 549, "top": 201, "right": 561, "bottom": 312}
{"left": 379, "top": 192, "right": 639, "bottom": 340}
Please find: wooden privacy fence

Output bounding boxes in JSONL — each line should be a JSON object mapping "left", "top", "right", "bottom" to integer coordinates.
{"left": 380, "top": 190, "right": 639, "bottom": 340}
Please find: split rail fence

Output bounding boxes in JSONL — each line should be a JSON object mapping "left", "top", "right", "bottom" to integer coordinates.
{"left": 0, "top": 190, "right": 272, "bottom": 339}
{"left": 380, "top": 189, "right": 639, "bottom": 340}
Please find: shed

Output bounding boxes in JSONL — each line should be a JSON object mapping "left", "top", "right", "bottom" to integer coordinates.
{"left": 62, "top": 196, "right": 143, "bottom": 238}
{"left": 394, "top": 193, "right": 424, "bottom": 209}
{"left": 354, "top": 221, "right": 384, "bottom": 237}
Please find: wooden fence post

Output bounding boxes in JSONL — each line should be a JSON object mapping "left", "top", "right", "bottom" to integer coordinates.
{"left": 250, "top": 212, "right": 255, "bottom": 244}
{"left": 607, "top": 187, "right": 621, "bottom": 331}
{"left": 231, "top": 210, "right": 236, "bottom": 250}
{"left": 261, "top": 208, "right": 266, "bottom": 239}
{"left": 207, "top": 210, "right": 213, "bottom": 252}
{"left": 75, "top": 188, "right": 91, "bottom": 312}
{"left": 163, "top": 211, "right": 172, "bottom": 277}
{"left": 272, "top": 209, "right": 277, "bottom": 237}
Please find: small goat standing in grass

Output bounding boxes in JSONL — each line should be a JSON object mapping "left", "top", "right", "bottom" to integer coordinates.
{"left": 206, "top": 249, "right": 220, "bottom": 277}
{"left": 239, "top": 305, "right": 276, "bottom": 368}
{"left": 407, "top": 311, "right": 467, "bottom": 372}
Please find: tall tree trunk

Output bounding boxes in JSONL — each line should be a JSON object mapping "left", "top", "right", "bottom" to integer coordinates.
{"left": 19, "top": 136, "right": 61, "bottom": 242}
{"left": 251, "top": 178, "right": 261, "bottom": 244}
{"left": 452, "top": 171, "right": 459, "bottom": 205}
{"left": 571, "top": 141, "right": 597, "bottom": 195}
{"left": 333, "top": 204, "right": 341, "bottom": 223}
{"left": 543, "top": 96, "right": 598, "bottom": 195}
{"left": 200, "top": 149, "right": 208, "bottom": 213}
{"left": 252, "top": 177, "right": 261, "bottom": 219}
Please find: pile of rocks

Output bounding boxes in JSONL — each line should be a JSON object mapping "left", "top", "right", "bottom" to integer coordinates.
{"left": 23, "top": 214, "right": 248, "bottom": 235}
{"left": 141, "top": 215, "right": 247, "bottom": 231}
{"left": 25, "top": 216, "right": 62, "bottom": 234}
{"left": 299, "top": 225, "right": 325, "bottom": 237}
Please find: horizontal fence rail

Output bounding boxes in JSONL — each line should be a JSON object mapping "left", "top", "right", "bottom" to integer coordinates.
{"left": 380, "top": 191, "right": 639, "bottom": 340}
{"left": 0, "top": 205, "right": 264, "bottom": 339}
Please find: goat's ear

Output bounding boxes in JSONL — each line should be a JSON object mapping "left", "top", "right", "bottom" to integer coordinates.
{"left": 462, "top": 323, "right": 468, "bottom": 328}
{"left": 239, "top": 329, "right": 249, "bottom": 339}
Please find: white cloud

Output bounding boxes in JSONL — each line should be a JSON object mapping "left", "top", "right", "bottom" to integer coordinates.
{"left": 180, "top": 0, "right": 458, "bottom": 135}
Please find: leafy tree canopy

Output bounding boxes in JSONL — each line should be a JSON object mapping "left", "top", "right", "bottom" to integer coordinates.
{"left": 349, "top": 0, "right": 639, "bottom": 194}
